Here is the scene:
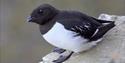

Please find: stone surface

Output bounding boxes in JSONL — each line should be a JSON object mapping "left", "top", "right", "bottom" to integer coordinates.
{"left": 40, "top": 14, "right": 125, "bottom": 63}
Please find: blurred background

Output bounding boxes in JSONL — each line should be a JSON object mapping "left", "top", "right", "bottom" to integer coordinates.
{"left": 0, "top": 0, "right": 125, "bottom": 63}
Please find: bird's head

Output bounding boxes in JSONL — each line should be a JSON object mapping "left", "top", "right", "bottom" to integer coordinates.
{"left": 27, "top": 4, "right": 59, "bottom": 25}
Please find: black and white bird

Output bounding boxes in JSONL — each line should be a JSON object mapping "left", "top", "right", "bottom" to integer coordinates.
{"left": 27, "top": 4, "right": 115, "bottom": 63}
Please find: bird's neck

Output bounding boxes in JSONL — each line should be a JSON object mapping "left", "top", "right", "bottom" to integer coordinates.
{"left": 39, "top": 12, "right": 59, "bottom": 34}
{"left": 39, "top": 10, "right": 60, "bottom": 34}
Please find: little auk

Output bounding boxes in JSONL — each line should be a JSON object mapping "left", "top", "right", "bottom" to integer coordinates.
{"left": 27, "top": 4, "right": 115, "bottom": 63}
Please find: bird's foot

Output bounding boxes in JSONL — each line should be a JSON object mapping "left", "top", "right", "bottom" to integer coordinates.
{"left": 52, "top": 47, "right": 66, "bottom": 54}
{"left": 52, "top": 51, "right": 73, "bottom": 63}
{"left": 53, "top": 55, "right": 69, "bottom": 63}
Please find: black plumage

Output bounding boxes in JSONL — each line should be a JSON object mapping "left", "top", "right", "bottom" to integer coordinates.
{"left": 27, "top": 4, "right": 115, "bottom": 41}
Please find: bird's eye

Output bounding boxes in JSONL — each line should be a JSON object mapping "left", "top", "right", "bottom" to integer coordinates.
{"left": 38, "top": 9, "right": 43, "bottom": 14}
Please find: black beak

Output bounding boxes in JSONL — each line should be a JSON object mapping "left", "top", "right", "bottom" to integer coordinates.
{"left": 27, "top": 16, "right": 33, "bottom": 22}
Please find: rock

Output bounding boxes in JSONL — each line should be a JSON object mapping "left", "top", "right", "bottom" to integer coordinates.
{"left": 39, "top": 14, "right": 125, "bottom": 63}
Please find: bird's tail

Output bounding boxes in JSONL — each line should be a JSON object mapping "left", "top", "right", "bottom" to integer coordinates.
{"left": 90, "top": 21, "right": 115, "bottom": 41}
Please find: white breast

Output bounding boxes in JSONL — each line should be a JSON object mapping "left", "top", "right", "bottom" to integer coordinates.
{"left": 43, "top": 22, "right": 101, "bottom": 53}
